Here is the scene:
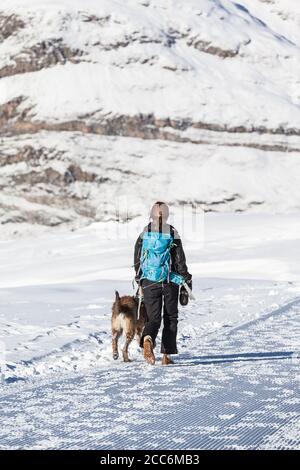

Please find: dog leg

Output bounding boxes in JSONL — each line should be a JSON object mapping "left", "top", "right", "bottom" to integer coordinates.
{"left": 135, "top": 323, "right": 141, "bottom": 345}
{"left": 135, "top": 331, "right": 141, "bottom": 346}
{"left": 112, "top": 329, "right": 121, "bottom": 360}
{"left": 136, "top": 308, "right": 146, "bottom": 346}
{"left": 122, "top": 332, "right": 134, "bottom": 362}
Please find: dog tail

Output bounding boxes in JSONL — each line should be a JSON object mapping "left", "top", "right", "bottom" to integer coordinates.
{"left": 114, "top": 290, "right": 121, "bottom": 313}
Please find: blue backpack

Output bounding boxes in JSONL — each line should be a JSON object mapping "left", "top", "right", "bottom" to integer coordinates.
{"left": 140, "top": 231, "right": 174, "bottom": 282}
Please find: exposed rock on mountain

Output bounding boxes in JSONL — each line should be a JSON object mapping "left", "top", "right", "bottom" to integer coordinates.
{"left": 0, "top": 0, "right": 300, "bottom": 232}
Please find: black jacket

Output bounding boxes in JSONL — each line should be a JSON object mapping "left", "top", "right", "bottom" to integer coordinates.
{"left": 134, "top": 222, "right": 192, "bottom": 282}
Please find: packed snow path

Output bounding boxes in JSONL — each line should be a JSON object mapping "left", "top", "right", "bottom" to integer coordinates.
{"left": 1, "top": 295, "right": 300, "bottom": 450}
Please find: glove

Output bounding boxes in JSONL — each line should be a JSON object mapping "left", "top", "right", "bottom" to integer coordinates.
{"left": 185, "top": 278, "right": 192, "bottom": 291}
{"left": 179, "top": 285, "right": 189, "bottom": 306}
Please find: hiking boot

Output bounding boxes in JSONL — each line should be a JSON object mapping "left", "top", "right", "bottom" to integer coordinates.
{"left": 162, "top": 354, "right": 174, "bottom": 365}
{"left": 143, "top": 335, "right": 155, "bottom": 365}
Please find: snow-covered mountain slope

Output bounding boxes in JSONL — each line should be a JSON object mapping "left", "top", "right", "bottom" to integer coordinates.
{"left": 240, "top": 0, "right": 300, "bottom": 46}
{"left": 0, "top": 0, "right": 300, "bottom": 230}
{"left": 1, "top": 131, "right": 300, "bottom": 231}
{"left": 2, "top": 0, "right": 300, "bottom": 130}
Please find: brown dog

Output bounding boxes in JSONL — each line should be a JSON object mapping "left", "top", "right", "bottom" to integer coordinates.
{"left": 111, "top": 291, "right": 146, "bottom": 362}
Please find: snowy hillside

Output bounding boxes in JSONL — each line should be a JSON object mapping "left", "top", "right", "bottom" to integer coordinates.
{"left": 1, "top": 0, "right": 300, "bottom": 231}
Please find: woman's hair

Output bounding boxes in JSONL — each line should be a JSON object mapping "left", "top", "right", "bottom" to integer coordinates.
{"left": 150, "top": 201, "right": 169, "bottom": 222}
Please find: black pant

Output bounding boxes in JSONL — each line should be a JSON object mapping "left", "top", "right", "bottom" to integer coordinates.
{"left": 141, "top": 280, "right": 179, "bottom": 354}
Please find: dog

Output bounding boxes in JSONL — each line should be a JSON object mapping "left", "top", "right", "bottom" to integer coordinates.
{"left": 111, "top": 290, "right": 146, "bottom": 362}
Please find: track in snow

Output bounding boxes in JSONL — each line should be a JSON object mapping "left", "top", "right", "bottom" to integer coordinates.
{"left": 0, "top": 297, "right": 300, "bottom": 450}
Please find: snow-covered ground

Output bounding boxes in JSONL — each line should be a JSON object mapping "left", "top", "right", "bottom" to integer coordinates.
{"left": 0, "top": 213, "right": 300, "bottom": 449}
